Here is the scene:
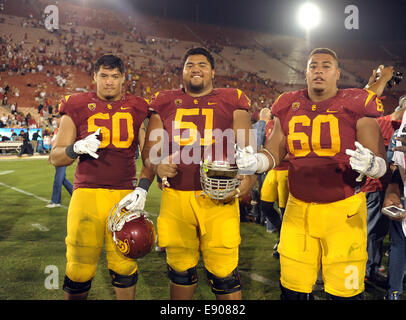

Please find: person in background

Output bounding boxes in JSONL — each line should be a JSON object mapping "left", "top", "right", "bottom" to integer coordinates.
{"left": 32, "top": 129, "right": 41, "bottom": 154}
{"left": 363, "top": 93, "right": 406, "bottom": 288}
{"left": 17, "top": 129, "right": 33, "bottom": 157}
{"left": 46, "top": 114, "right": 73, "bottom": 208}
{"left": 383, "top": 105, "right": 406, "bottom": 300}
{"left": 250, "top": 107, "right": 271, "bottom": 225}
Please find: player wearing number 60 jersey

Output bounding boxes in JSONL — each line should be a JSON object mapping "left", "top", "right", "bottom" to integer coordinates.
{"left": 235, "top": 48, "right": 390, "bottom": 299}
{"left": 58, "top": 91, "right": 147, "bottom": 190}
{"left": 50, "top": 55, "right": 153, "bottom": 300}
{"left": 273, "top": 86, "right": 383, "bottom": 203}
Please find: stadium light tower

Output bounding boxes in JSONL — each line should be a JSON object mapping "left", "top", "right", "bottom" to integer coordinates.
{"left": 297, "top": 2, "right": 321, "bottom": 31}
{"left": 297, "top": 2, "right": 321, "bottom": 49}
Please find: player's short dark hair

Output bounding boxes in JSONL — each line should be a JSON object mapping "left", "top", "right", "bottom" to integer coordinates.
{"left": 182, "top": 47, "right": 215, "bottom": 69}
{"left": 94, "top": 54, "right": 125, "bottom": 74}
{"left": 308, "top": 48, "right": 339, "bottom": 65}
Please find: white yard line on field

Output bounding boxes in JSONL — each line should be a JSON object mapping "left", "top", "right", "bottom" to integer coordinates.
{"left": 0, "top": 181, "right": 68, "bottom": 209}
{"left": 248, "top": 273, "right": 278, "bottom": 286}
{"left": 0, "top": 170, "right": 15, "bottom": 175}
{"left": 31, "top": 223, "right": 50, "bottom": 232}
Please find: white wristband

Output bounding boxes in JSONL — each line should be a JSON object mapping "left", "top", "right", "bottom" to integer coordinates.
{"left": 256, "top": 152, "right": 270, "bottom": 173}
{"left": 261, "top": 149, "right": 276, "bottom": 171}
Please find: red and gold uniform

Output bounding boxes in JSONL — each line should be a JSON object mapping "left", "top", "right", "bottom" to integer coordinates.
{"left": 149, "top": 88, "right": 250, "bottom": 277}
{"left": 261, "top": 119, "right": 290, "bottom": 208}
{"left": 272, "top": 88, "right": 383, "bottom": 297}
{"left": 59, "top": 92, "right": 149, "bottom": 283}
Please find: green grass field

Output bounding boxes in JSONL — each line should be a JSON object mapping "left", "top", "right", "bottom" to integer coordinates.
{"left": 0, "top": 156, "right": 398, "bottom": 300}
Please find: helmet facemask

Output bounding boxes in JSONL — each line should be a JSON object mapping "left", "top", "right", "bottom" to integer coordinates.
{"left": 200, "top": 158, "right": 240, "bottom": 200}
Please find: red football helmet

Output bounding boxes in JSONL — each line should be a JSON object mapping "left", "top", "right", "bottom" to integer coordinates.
{"left": 108, "top": 204, "right": 156, "bottom": 259}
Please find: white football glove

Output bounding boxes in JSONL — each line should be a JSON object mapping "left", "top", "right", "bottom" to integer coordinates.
{"left": 235, "top": 145, "right": 270, "bottom": 174}
{"left": 118, "top": 187, "right": 147, "bottom": 211}
{"left": 73, "top": 128, "right": 101, "bottom": 159}
{"left": 345, "top": 141, "right": 386, "bottom": 182}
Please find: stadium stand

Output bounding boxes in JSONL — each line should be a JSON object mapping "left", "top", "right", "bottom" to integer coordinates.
{"left": 0, "top": 0, "right": 405, "bottom": 134}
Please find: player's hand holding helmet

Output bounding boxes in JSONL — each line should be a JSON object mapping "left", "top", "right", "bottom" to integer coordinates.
{"left": 73, "top": 128, "right": 101, "bottom": 159}
{"left": 345, "top": 141, "right": 386, "bottom": 182}
{"left": 118, "top": 187, "right": 147, "bottom": 211}
{"left": 108, "top": 204, "right": 156, "bottom": 259}
{"left": 200, "top": 147, "right": 241, "bottom": 201}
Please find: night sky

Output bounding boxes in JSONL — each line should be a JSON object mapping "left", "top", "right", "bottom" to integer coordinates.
{"left": 120, "top": 0, "right": 406, "bottom": 42}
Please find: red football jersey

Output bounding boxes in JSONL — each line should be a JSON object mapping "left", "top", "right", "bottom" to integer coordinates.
{"left": 149, "top": 88, "right": 251, "bottom": 191}
{"left": 377, "top": 114, "right": 401, "bottom": 146}
{"left": 59, "top": 92, "right": 149, "bottom": 190}
{"left": 272, "top": 88, "right": 383, "bottom": 203}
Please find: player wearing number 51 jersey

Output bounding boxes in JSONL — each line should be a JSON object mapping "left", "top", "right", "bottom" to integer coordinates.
{"left": 143, "top": 47, "right": 257, "bottom": 300}
{"left": 235, "top": 48, "right": 390, "bottom": 299}
{"left": 50, "top": 55, "right": 153, "bottom": 300}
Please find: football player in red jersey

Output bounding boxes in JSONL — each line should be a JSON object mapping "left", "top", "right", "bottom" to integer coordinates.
{"left": 142, "top": 47, "right": 256, "bottom": 300}
{"left": 236, "top": 48, "right": 393, "bottom": 299}
{"left": 50, "top": 54, "right": 154, "bottom": 300}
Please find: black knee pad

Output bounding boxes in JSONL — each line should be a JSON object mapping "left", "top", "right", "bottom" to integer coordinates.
{"left": 206, "top": 267, "right": 242, "bottom": 295}
{"left": 109, "top": 269, "right": 138, "bottom": 288}
{"left": 326, "top": 292, "right": 364, "bottom": 300}
{"left": 62, "top": 275, "right": 92, "bottom": 295}
{"left": 167, "top": 265, "right": 198, "bottom": 286}
{"left": 280, "top": 283, "right": 314, "bottom": 300}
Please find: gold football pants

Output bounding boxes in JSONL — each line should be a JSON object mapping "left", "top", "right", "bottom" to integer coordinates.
{"left": 260, "top": 169, "right": 289, "bottom": 208}
{"left": 157, "top": 188, "right": 241, "bottom": 278}
{"left": 278, "top": 192, "right": 367, "bottom": 297}
{"left": 65, "top": 188, "right": 137, "bottom": 282}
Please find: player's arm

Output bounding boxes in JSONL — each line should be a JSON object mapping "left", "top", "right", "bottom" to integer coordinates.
{"left": 263, "top": 117, "right": 288, "bottom": 167}
{"left": 234, "top": 109, "right": 257, "bottom": 151}
{"left": 364, "top": 65, "right": 394, "bottom": 97}
{"left": 224, "top": 110, "right": 258, "bottom": 201}
{"left": 138, "top": 117, "right": 155, "bottom": 186}
{"left": 383, "top": 166, "right": 406, "bottom": 220}
{"left": 356, "top": 117, "right": 386, "bottom": 158}
{"left": 142, "top": 113, "right": 177, "bottom": 184}
{"left": 345, "top": 117, "right": 387, "bottom": 181}
{"left": 138, "top": 118, "right": 148, "bottom": 152}
{"left": 50, "top": 114, "right": 101, "bottom": 167}
{"left": 117, "top": 116, "right": 155, "bottom": 212}
{"left": 119, "top": 165, "right": 155, "bottom": 212}
{"left": 50, "top": 115, "right": 77, "bottom": 167}
{"left": 235, "top": 116, "right": 287, "bottom": 174}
